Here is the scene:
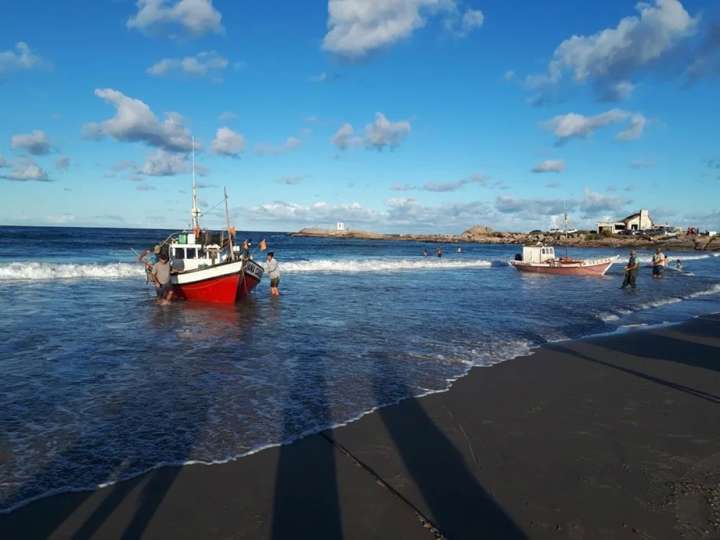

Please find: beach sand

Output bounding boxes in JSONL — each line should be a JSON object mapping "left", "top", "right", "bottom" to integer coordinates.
{"left": 2, "top": 314, "right": 719, "bottom": 539}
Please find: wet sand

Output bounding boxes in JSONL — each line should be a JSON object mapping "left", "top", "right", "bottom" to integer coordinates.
{"left": 2, "top": 314, "right": 719, "bottom": 539}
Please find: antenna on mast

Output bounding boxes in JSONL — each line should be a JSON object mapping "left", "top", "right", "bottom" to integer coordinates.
{"left": 191, "top": 137, "right": 200, "bottom": 233}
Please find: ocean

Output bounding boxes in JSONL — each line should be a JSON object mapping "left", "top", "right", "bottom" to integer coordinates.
{"left": 1, "top": 225, "right": 719, "bottom": 513}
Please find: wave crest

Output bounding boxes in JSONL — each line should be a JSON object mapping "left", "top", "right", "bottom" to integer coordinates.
{"left": 0, "top": 262, "right": 144, "bottom": 281}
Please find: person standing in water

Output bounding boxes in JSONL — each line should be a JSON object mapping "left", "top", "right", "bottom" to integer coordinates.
{"left": 436, "top": 248, "right": 443, "bottom": 258}
{"left": 149, "top": 252, "right": 174, "bottom": 303}
{"left": 652, "top": 248, "right": 667, "bottom": 279}
{"left": 266, "top": 251, "right": 281, "bottom": 297}
{"left": 621, "top": 250, "right": 640, "bottom": 289}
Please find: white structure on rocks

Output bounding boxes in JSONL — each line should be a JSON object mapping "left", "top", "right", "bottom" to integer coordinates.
{"left": 597, "top": 209, "right": 653, "bottom": 234}
{"left": 336, "top": 221, "right": 346, "bottom": 232}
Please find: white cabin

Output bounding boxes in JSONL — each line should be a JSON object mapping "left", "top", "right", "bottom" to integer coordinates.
{"left": 170, "top": 232, "right": 228, "bottom": 272}
{"left": 522, "top": 245, "right": 556, "bottom": 263}
{"left": 336, "top": 221, "right": 346, "bottom": 232}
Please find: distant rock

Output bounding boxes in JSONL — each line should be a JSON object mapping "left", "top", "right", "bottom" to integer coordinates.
{"left": 289, "top": 226, "right": 717, "bottom": 251}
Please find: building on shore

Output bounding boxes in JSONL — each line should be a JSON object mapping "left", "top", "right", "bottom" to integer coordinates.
{"left": 597, "top": 209, "right": 654, "bottom": 235}
{"left": 336, "top": 221, "right": 346, "bottom": 232}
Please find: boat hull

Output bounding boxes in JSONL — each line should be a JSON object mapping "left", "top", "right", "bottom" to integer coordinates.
{"left": 511, "top": 257, "right": 616, "bottom": 276}
{"left": 171, "top": 260, "right": 264, "bottom": 303}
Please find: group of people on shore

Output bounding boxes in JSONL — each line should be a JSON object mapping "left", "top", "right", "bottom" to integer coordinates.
{"left": 621, "top": 248, "right": 679, "bottom": 289}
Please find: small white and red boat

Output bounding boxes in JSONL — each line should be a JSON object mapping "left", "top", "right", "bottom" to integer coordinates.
{"left": 145, "top": 150, "right": 264, "bottom": 303}
{"left": 511, "top": 245, "right": 617, "bottom": 276}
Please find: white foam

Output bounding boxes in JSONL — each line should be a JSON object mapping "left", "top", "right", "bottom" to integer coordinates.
{"left": 280, "top": 258, "right": 494, "bottom": 273}
{"left": 635, "top": 254, "right": 712, "bottom": 263}
{"left": 0, "top": 262, "right": 144, "bottom": 281}
{"left": 686, "top": 283, "right": 720, "bottom": 298}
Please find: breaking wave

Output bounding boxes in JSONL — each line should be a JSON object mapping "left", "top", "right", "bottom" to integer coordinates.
{"left": 635, "top": 253, "right": 715, "bottom": 263}
{"left": 0, "top": 258, "right": 499, "bottom": 280}
{"left": 280, "top": 258, "right": 497, "bottom": 273}
{"left": 596, "top": 283, "right": 720, "bottom": 322}
{"left": 0, "top": 262, "right": 144, "bottom": 281}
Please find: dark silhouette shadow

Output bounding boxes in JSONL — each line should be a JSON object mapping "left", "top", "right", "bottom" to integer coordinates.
{"left": 270, "top": 346, "right": 342, "bottom": 539}
{"left": 549, "top": 344, "right": 720, "bottom": 405}
{"left": 0, "top": 301, "right": 259, "bottom": 539}
{"left": 585, "top": 331, "right": 720, "bottom": 374}
{"left": 371, "top": 357, "right": 527, "bottom": 539}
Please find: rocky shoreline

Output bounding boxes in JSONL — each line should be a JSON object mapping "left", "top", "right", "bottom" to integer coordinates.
{"left": 291, "top": 225, "right": 720, "bottom": 251}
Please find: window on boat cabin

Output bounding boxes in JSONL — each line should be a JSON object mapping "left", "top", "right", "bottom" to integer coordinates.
{"left": 186, "top": 248, "right": 197, "bottom": 259}
{"left": 174, "top": 247, "right": 185, "bottom": 259}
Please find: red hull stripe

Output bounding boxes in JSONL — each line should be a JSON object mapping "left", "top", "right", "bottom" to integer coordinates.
{"left": 175, "top": 272, "right": 261, "bottom": 303}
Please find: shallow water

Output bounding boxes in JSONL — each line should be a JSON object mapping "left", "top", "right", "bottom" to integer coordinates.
{"left": 1, "top": 226, "right": 719, "bottom": 512}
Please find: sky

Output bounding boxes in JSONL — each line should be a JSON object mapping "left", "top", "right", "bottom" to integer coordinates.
{"left": 1, "top": 0, "right": 719, "bottom": 233}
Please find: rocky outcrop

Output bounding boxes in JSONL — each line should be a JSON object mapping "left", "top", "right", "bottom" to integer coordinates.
{"left": 290, "top": 227, "right": 719, "bottom": 251}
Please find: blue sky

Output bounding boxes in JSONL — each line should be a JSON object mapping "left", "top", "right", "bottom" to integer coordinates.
{"left": 1, "top": 0, "right": 719, "bottom": 232}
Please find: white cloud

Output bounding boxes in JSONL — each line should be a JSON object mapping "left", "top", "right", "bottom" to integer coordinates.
{"left": 456, "top": 8, "right": 484, "bottom": 37}
{"left": 365, "top": 112, "right": 411, "bottom": 150}
{"left": 308, "top": 72, "right": 328, "bottom": 83}
{"left": 218, "top": 111, "right": 237, "bottom": 123}
{"left": 139, "top": 149, "right": 189, "bottom": 176}
{"left": 393, "top": 173, "right": 490, "bottom": 192}
{"left": 331, "top": 122, "right": 361, "bottom": 150}
{"left": 630, "top": 159, "right": 655, "bottom": 169}
{"left": 496, "top": 196, "right": 568, "bottom": 216}
{"left": 0, "top": 42, "right": 43, "bottom": 75}
{"left": 531, "top": 159, "right": 565, "bottom": 173}
{"left": 84, "top": 88, "right": 194, "bottom": 152}
{"left": 212, "top": 127, "right": 245, "bottom": 157}
{"left": 333, "top": 113, "right": 411, "bottom": 151}
{"left": 276, "top": 175, "right": 307, "bottom": 185}
{"left": 241, "top": 197, "right": 494, "bottom": 231}
{"left": 11, "top": 130, "right": 51, "bottom": 155}
{"left": 542, "top": 109, "right": 646, "bottom": 144}
{"left": 147, "top": 51, "right": 229, "bottom": 79}
{"left": 323, "top": 0, "right": 479, "bottom": 58}
{"left": 496, "top": 190, "right": 630, "bottom": 220}
{"left": 0, "top": 157, "right": 50, "bottom": 182}
{"left": 578, "top": 189, "right": 630, "bottom": 217}
{"left": 254, "top": 136, "right": 301, "bottom": 156}
{"left": 56, "top": 156, "right": 70, "bottom": 171}
{"left": 616, "top": 114, "right": 647, "bottom": 141}
{"left": 528, "top": 0, "right": 697, "bottom": 101}
{"left": 127, "top": 0, "right": 223, "bottom": 37}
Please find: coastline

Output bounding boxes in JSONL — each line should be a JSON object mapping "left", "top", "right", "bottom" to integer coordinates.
{"left": 291, "top": 226, "right": 720, "bottom": 252}
{"left": 2, "top": 313, "right": 719, "bottom": 539}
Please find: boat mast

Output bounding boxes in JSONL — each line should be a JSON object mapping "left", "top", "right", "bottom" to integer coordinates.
{"left": 224, "top": 187, "right": 234, "bottom": 260}
{"left": 191, "top": 137, "right": 200, "bottom": 233}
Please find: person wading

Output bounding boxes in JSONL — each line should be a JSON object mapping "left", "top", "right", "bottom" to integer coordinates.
{"left": 266, "top": 252, "right": 281, "bottom": 297}
{"left": 652, "top": 248, "right": 667, "bottom": 279}
{"left": 149, "top": 252, "right": 174, "bottom": 303}
{"left": 621, "top": 250, "right": 640, "bottom": 289}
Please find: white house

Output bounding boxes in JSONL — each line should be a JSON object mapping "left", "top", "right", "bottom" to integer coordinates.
{"left": 597, "top": 209, "right": 654, "bottom": 235}
{"left": 336, "top": 222, "right": 346, "bottom": 232}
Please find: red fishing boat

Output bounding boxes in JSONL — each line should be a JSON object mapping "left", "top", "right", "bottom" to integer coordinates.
{"left": 511, "top": 245, "right": 617, "bottom": 276}
{"left": 144, "top": 146, "right": 264, "bottom": 303}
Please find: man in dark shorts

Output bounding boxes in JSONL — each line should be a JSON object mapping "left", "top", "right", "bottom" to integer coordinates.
{"left": 652, "top": 248, "right": 666, "bottom": 278}
{"left": 150, "top": 252, "right": 174, "bottom": 303}
{"left": 621, "top": 250, "right": 640, "bottom": 289}
{"left": 266, "top": 252, "right": 280, "bottom": 297}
